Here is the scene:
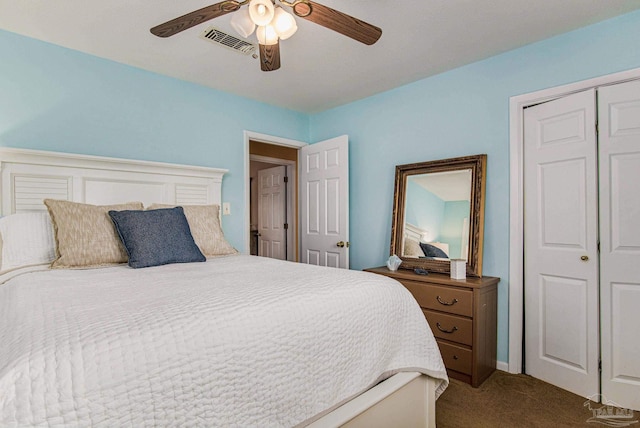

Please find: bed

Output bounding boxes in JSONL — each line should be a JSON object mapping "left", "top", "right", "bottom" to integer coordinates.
{"left": 0, "top": 148, "right": 448, "bottom": 427}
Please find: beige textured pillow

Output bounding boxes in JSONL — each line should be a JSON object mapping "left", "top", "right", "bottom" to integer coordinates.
{"left": 44, "top": 199, "right": 144, "bottom": 268}
{"left": 404, "top": 237, "right": 423, "bottom": 258}
{"left": 147, "top": 204, "right": 237, "bottom": 257}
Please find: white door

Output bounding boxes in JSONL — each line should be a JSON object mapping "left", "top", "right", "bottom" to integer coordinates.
{"left": 598, "top": 80, "right": 640, "bottom": 410}
{"left": 300, "top": 135, "right": 349, "bottom": 268}
{"left": 524, "top": 89, "right": 600, "bottom": 398}
{"left": 258, "top": 165, "right": 287, "bottom": 260}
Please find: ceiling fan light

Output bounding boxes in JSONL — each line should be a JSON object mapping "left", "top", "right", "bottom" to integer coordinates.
{"left": 230, "top": 8, "right": 256, "bottom": 38}
{"left": 256, "top": 25, "right": 278, "bottom": 45}
{"left": 249, "top": 0, "right": 275, "bottom": 26}
{"left": 273, "top": 7, "right": 297, "bottom": 40}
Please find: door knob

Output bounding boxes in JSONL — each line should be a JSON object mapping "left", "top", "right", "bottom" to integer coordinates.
{"left": 336, "top": 241, "right": 350, "bottom": 248}
{"left": 580, "top": 255, "right": 589, "bottom": 261}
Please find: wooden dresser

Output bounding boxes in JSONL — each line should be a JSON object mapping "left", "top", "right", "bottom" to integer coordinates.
{"left": 365, "top": 267, "right": 499, "bottom": 387}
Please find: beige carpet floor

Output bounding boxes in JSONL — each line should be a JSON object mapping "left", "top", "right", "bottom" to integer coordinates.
{"left": 435, "top": 370, "right": 635, "bottom": 427}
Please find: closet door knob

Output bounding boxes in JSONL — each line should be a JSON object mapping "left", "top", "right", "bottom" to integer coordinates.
{"left": 580, "top": 255, "right": 589, "bottom": 261}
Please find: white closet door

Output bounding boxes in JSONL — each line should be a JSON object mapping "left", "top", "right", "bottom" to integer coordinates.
{"left": 524, "top": 89, "right": 600, "bottom": 398}
{"left": 599, "top": 79, "right": 640, "bottom": 411}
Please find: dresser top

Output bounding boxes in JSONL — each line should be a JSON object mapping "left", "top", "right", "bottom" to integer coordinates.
{"left": 364, "top": 266, "right": 500, "bottom": 289}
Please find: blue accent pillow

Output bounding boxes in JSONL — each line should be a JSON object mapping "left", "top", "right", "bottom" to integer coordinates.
{"left": 108, "top": 207, "right": 205, "bottom": 268}
{"left": 419, "top": 242, "right": 449, "bottom": 259}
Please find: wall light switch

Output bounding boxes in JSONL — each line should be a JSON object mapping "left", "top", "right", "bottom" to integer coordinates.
{"left": 222, "top": 202, "right": 231, "bottom": 215}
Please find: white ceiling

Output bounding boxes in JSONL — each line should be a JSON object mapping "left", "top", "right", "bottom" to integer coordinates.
{"left": 410, "top": 170, "right": 471, "bottom": 201}
{"left": 2, "top": 0, "right": 640, "bottom": 113}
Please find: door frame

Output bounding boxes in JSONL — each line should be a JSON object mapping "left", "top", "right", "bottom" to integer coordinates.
{"left": 243, "top": 131, "right": 307, "bottom": 258}
{"left": 251, "top": 155, "right": 296, "bottom": 261}
{"left": 508, "top": 67, "right": 640, "bottom": 374}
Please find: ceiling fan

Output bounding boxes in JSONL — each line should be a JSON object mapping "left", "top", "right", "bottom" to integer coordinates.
{"left": 150, "top": 0, "right": 382, "bottom": 72}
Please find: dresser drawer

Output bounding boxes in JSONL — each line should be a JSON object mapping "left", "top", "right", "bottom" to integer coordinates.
{"left": 437, "top": 341, "right": 472, "bottom": 375}
{"left": 423, "top": 310, "right": 473, "bottom": 346}
{"left": 402, "top": 280, "right": 473, "bottom": 317}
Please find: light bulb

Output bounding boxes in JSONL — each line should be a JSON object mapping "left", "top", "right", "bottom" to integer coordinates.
{"left": 230, "top": 8, "right": 255, "bottom": 38}
{"left": 249, "top": 0, "right": 275, "bottom": 26}
{"left": 256, "top": 25, "right": 278, "bottom": 45}
{"left": 272, "top": 7, "right": 297, "bottom": 40}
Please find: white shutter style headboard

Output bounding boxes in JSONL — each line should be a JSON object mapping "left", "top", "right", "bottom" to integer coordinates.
{"left": 0, "top": 148, "right": 228, "bottom": 215}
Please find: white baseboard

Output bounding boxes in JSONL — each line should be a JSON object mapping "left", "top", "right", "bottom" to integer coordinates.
{"left": 496, "top": 361, "right": 509, "bottom": 372}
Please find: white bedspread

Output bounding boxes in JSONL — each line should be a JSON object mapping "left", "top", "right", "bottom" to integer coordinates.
{"left": 0, "top": 255, "right": 447, "bottom": 427}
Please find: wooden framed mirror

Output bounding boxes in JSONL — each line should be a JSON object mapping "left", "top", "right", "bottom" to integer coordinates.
{"left": 390, "top": 154, "right": 487, "bottom": 277}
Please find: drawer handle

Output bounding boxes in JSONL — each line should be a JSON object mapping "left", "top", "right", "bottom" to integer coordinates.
{"left": 453, "top": 355, "right": 459, "bottom": 360}
{"left": 436, "top": 296, "right": 459, "bottom": 306}
{"left": 436, "top": 322, "right": 458, "bottom": 334}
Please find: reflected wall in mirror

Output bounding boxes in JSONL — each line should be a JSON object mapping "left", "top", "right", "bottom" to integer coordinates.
{"left": 390, "top": 155, "right": 487, "bottom": 277}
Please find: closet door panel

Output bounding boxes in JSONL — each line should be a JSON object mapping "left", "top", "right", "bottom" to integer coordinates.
{"left": 609, "top": 154, "right": 640, "bottom": 250}
{"left": 539, "top": 159, "right": 588, "bottom": 249}
{"left": 611, "top": 284, "right": 640, "bottom": 379}
{"left": 599, "top": 79, "right": 640, "bottom": 411}
{"left": 524, "top": 89, "right": 600, "bottom": 399}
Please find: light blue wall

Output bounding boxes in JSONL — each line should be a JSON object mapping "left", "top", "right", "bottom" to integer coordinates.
{"left": 404, "top": 179, "right": 444, "bottom": 239}
{"left": 309, "top": 10, "right": 640, "bottom": 364}
{"left": 0, "top": 29, "right": 309, "bottom": 249}
{"left": 440, "top": 200, "right": 470, "bottom": 260}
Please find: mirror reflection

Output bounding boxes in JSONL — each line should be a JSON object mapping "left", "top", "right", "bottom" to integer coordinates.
{"left": 402, "top": 169, "right": 472, "bottom": 261}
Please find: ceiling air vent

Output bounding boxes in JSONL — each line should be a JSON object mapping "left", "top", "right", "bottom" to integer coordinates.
{"left": 199, "top": 27, "right": 257, "bottom": 56}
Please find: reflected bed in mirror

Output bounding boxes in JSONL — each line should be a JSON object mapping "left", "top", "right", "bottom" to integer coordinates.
{"left": 391, "top": 155, "right": 487, "bottom": 277}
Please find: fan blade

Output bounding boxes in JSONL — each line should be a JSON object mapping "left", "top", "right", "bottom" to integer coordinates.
{"left": 292, "top": 1, "right": 381, "bottom": 45}
{"left": 259, "top": 42, "right": 281, "bottom": 71}
{"left": 150, "top": 1, "right": 240, "bottom": 38}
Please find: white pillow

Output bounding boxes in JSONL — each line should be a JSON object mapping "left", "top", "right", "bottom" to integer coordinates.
{"left": 0, "top": 212, "right": 56, "bottom": 271}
